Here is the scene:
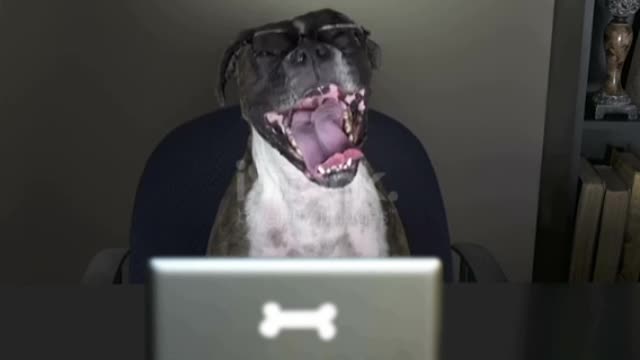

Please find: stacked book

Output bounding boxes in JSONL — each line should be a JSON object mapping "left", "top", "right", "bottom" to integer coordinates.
{"left": 569, "top": 147, "right": 640, "bottom": 282}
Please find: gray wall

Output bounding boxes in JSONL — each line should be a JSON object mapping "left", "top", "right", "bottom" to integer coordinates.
{"left": 0, "top": 0, "right": 554, "bottom": 284}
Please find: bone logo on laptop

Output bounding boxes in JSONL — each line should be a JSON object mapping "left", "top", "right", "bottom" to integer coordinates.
{"left": 258, "top": 301, "right": 338, "bottom": 341}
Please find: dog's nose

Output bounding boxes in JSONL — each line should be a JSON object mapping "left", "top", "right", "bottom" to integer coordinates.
{"left": 289, "top": 43, "right": 331, "bottom": 66}
{"left": 290, "top": 48, "right": 307, "bottom": 65}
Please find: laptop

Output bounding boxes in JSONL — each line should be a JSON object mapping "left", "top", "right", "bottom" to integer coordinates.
{"left": 149, "top": 258, "right": 442, "bottom": 360}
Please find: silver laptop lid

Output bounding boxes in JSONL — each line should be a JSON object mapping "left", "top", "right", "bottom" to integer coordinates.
{"left": 150, "top": 258, "right": 442, "bottom": 360}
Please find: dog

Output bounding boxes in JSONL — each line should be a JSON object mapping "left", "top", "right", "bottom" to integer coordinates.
{"left": 206, "top": 8, "right": 410, "bottom": 257}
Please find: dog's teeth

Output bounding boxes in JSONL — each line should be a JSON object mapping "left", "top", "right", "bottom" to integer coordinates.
{"left": 296, "top": 148, "right": 303, "bottom": 157}
{"left": 266, "top": 112, "right": 283, "bottom": 123}
{"left": 346, "top": 110, "right": 354, "bottom": 132}
{"left": 318, "top": 166, "right": 326, "bottom": 174}
{"left": 345, "top": 94, "right": 356, "bottom": 105}
{"left": 347, "top": 158, "right": 353, "bottom": 167}
{"left": 358, "top": 100, "right": 365, "bottom": 113}
{"left": 359, "top": 89, "right": 366, "bottom": 96}
{"left": 343, "top": 112, "right": 352, "bottom": 134}
{"left": 349, "top": 134, "right": 355, "bottom": 142}
{"left": 344, "top": 113, "right": 352, "bottom": 134}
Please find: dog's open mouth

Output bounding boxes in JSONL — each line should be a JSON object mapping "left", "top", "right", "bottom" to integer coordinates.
{"left": 264, "top": 84, "right": 367, "bottom": 181}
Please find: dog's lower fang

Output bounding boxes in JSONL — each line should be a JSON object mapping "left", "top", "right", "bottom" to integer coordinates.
{"left": 344, "top": 113, "right": 352, "bottom": 135}
{"left": 344, "top": 94, "right": 356, "bottom": 105}
{"left": 266, "top": 112, "right": 284, "bottom": 124}
{"left": 288, "top": 136, "right": 303, "bottom": 158}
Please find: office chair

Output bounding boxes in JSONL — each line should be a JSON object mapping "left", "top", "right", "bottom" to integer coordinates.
{"left": 82, "top": 106, "right": 507, "bottom": 285}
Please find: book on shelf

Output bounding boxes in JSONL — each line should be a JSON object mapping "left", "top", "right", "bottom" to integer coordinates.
{"left": 569, "top": 158, "right": 605, "bottom": 281}
{"left": 610, "top": 149, "right": 640, "bottom": 282}
{"left": 591, "top": 165, "right": 629, "bottom": 282}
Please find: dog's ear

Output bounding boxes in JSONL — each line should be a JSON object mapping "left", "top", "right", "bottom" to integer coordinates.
{"left": 363, "top": 27, "right": 381, "bottom": 69}
{"left": 217, "top": 30, "right": 253, "bottom": 106}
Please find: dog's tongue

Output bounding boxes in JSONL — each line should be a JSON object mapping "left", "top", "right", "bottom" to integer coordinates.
{"left": 290, "top": 98, "right": 352, "bottom": 172}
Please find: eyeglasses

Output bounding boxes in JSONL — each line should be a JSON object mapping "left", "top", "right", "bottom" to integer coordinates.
{"left": 252, "top": 23, "right": 366, "bottom": 38}
{"left": 247, "top": 23, "right": 369, "bottom": 56}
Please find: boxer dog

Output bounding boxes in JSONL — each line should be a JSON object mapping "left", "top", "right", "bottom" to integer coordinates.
{"left": 207, "top": 8, "right": 410, "bottom": 257}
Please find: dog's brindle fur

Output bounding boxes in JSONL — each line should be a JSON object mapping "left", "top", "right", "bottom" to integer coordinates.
{"left": 206, "top": 9, "right": 410, "bottom": 257}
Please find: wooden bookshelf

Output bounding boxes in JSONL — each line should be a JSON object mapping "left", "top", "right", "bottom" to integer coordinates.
{"left": 583, "top": 120, "right": 640, "bottom": 130}
{"left": 535, "top": 0, "right": 640, "bottom": 281}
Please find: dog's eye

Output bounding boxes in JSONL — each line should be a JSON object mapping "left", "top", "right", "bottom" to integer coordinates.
{"left": 318, "top": 29, "right": 362, "bottom": 51}
{"left": 252, "top": 32, "right": 296, "bottom": 59}
{"left": 254, "top": 50, "right": 279, "bottom": 58}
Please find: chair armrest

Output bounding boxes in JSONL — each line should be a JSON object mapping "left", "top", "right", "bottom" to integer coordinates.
{"left": 81, "top": 248, "right": 130, "bottom": 285}
{"left": 451, "top": 243, "right": 508, "bottom": 282}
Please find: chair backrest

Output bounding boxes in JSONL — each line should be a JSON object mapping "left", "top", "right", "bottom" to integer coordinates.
{"left": 128, "top": 106, "right": 452, "bottom": 283}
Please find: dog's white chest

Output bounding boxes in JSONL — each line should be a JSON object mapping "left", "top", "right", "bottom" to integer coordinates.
{"left": 245, "top": 170, "right": 388, "bottom": 257}
{"left": 244, "top": 132, "right": 387, "bottom": 257}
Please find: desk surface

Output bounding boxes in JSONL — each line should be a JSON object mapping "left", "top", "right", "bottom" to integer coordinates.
{"left": 1, "top": 285, "right": 638, "bottom": 360}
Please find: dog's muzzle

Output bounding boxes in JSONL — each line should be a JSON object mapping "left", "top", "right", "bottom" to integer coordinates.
{"left": 264, "top": 83, "right": 367, "bottom": 184}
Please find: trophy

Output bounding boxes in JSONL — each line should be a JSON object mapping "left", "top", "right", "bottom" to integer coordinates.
{"left": 593, "top": 0, "right": 640, "bottom": 120}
